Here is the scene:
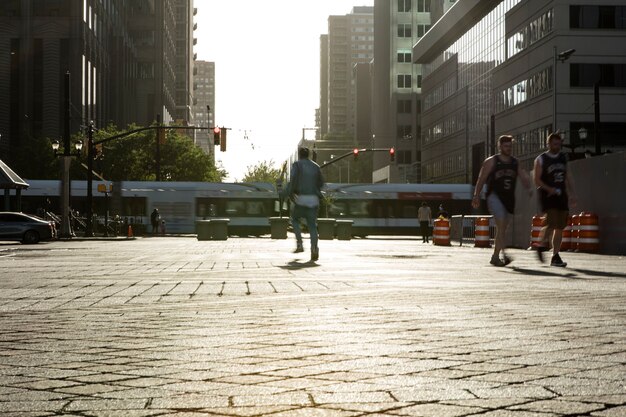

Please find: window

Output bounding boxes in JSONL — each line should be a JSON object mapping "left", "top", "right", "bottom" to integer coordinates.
{"left": 570, "top": 64, "right": 626, "bottom": 87}
{"left": 417, "top": 24, "right": 432, "bottom": 37}
{"left": 417, "top": 0, "right": 431, "bottom": 12}
{"left": 570, "top": 6, "right": 626, "bottom": 29}
{"left": 397, "top": 24, "right": 412, "bottom": 38}
{"left": 397, "top": 74, "right": 412, "bottom": 88}
{"left": 397, "top": 50, "right": 412, "bottom": 63}
{"left": 398, "top": 0, "right": 411, "bottom": 12}
{"left": 397, "top": 150, "right": 412, "bottom": 164}
{"left": 397, "top": 125, "right": 412, "bottom": 139}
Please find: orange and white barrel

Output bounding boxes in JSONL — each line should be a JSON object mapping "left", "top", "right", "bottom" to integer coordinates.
{"left": 433, "top": 218, "right": 451, "bottom": 246}
{"left": 529, "top": 215, "right": 545, "bottom": 249}
{"left": 561, "top": 215, "right": 573, "bottom": 251}
{"left": 577, "top": 212, "right": 599, "bottom": 253}
{"left": 474, "top": 217, "right": 491, "bottom": 248}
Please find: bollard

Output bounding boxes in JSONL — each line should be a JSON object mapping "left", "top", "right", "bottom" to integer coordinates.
{"left": 127, "top": 225, "right": 133, "bottom": 238}
{"left": 433, "top": 218, "right": 450, "bottom": 246}
{"left": 576, "top": 212, "right": 599, "bottom": 253}
{"left": 474, "top": 217, "right": 491, "bottom": 248}
{"left": 528, "top": 215, "right": 545, "bottom": 249}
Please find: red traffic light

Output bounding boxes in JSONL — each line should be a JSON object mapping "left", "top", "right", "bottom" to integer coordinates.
{"left": 213, "top": 126, "right": 221, "bottom": 145}
{"left": 353, "top": 148, "right": 359, "bottom": 159}
{"left": 389, "top": 147, "right": 395, "bottom": 162}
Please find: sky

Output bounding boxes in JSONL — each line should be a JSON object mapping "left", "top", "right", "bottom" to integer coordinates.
{"left": 194, "top": 1, "right": 374, "bottom": 181}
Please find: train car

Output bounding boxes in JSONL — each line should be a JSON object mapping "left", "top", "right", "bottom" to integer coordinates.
{"left": 18, "top": 180, "right": 472, "bottom": 237}
{"left": 323, "top": 183, "right": 472, "bottom": 236}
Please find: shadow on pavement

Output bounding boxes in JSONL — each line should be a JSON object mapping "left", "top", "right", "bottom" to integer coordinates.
{"left": 568, "top": 268, "right": 626, "bottom": 279}
{"left": 279, "top": 260, "right": 320, "bottom": 270}
{"left": 508, "top": 266, "right": 579, "bottom": 278}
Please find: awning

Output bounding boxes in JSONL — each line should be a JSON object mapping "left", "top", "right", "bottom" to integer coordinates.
{"left": 0, "top": 159, "right": 30, "bottom": 190}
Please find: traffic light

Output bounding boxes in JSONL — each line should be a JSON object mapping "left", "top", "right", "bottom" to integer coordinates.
{"left": 213, "top": 126, "right": 221, "bottom": 145}
{"left": 353, "top": 148, "right": 359, "bottom": 160}
{"left": 389, "top": 147, "right": 395, "bottom": 162}
{"left": 220, "top": 127, "right": 227, "bottom": 152}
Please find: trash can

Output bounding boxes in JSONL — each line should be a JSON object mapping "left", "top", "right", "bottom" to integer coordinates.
{"left": 335, "top": 219, "right": 353, "bottom": 240}
{"left": 269, "top": 217, "right": 289, "bottom": 239}
{"left": 209, "top": 218, "right": 230, "bottom": 240}
{"left": 196, "top": 220, "right": 212, "bottom": 241}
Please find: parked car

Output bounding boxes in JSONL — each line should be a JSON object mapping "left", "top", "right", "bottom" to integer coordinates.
{"left": 0, "top": 212, "right": 57, "bottom": 244}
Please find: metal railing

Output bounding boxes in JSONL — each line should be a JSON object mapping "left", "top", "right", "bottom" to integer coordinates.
{"left": 450, "top": 215, "right": 496, "bottom": 246}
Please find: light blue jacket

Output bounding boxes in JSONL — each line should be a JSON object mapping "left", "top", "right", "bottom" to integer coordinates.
{"left": 283, "top": 158, "right": 324, "bottom": 201}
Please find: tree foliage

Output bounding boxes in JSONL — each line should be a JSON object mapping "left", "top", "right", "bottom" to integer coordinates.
{"left": 240, "top": 160, "right": 282, "bottom": 184}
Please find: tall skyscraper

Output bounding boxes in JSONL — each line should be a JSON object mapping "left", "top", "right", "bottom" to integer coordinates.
{"left": 174, "top": 0, "right": 196, "bottom": 124}
{"left": 192, "top": 61, "right": 215, "bottom": 157}
{"left": 372, "top": 0, "right": 433, "bottom": 183}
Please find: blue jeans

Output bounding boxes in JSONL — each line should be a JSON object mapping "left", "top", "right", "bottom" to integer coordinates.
{"left": 291, "top": 204, "right": 318, "bottom": 250}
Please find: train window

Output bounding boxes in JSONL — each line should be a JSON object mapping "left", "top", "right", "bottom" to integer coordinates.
{"left": 225, "top": 201, "right": 245, "bottom": 216}
{"left": 329, "top": 201, "right": 347, "bottom": 217}
{"left": 246, "top": 201, "right": 264, "bottom": 215}
{"left": 401, "top": 202, "right": 418, "bottom": 218}
{"left": 348, "top": 200, "right": 370, "bottom": 217}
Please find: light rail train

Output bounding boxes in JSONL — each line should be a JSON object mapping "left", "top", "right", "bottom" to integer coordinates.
{"left": 14, "top": 180, "right": 473, "bottom": 236}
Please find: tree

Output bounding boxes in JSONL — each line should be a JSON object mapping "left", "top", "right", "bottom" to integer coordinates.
{"left": 240, "top": 160, "right": 282, "bottom": 183}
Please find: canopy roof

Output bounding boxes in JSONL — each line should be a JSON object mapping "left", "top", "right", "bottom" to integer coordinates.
{"left": 0, "top": 159, "right": 29, "bottom": 190}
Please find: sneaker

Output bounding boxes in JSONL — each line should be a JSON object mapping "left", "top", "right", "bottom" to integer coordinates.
{"left": 311, "top": 247, "right": 319, "bottom": 262}
{"left": 490, "top": 254, "right": 505, "bottom": 267}
{"left": 550, "top": 253, "right": 567, "bottom": 267}
{"left": 293, "top": 244, "right": 304, "bottom": 253}
{"left": 503, "top": 253, "right": 513, "bottom": 266}
{"left": 536, "top": 246, "right": 548, "bottom": 263}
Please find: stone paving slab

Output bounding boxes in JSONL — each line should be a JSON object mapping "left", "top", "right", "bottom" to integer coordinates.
{"left": 0, "top": 236, "right": 625, "bottom": 416}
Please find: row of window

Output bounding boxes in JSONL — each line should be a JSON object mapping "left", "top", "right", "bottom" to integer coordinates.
{"left": 423, "top": 151, "right": 465, "bottom": 181}
{"left": 397, "top": 74, "right": 423, "bottom": 89}
{"left": 423, "top": 110, "right": 465, "bottom": 144}
{"left": 507, "top": 9, "right": 553, "bottom": 59}
{"left": 423, "top": 76, "right": 457, "bottom": 110}
{"left": 512, "top": 125, "right": 552, "bottom": 160}
{"left": 571, "top": 64, "right": 626, "bottom": 88}
{"left": 496, "top": 67, "right": 552, "bottom": 113}
{"left": 398, "top": 0, "right": 432, "bottom": 13}
{"left": 570, "top": 6, "right": 626, "bottom": 29}
{"left": 398, "top": 24, "right": 433, "bottom": 38}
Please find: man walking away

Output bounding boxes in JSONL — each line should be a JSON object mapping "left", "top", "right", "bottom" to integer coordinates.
{"left": 417, "top": 202, "right": 432, "bottom": 243}
{"left": 533, "top": 132, "right": 577, "bottom": 267}
{"left": 472, "top": 135, "right": 531, "bottom": 266}
{"left": 150, "top": 208, "right": 160, "bottom": 235}
{"left": 283, "top": 147, "right": 324, "bottom": 262}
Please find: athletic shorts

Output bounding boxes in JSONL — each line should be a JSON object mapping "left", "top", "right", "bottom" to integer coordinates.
{"left": 545, "top": 209, "right": 568, "bottom": 229}
{"left": 487, "top": 193, "right": 512, "bottom": 221}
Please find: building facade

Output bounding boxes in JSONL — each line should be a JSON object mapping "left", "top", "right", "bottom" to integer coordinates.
{"left": 191, "top": 60, "right": 215, "bottom": 156}
{"left": 413, "top": 0, "right": 626, "bottom": 184}
{"left": 174, "top": 0, "right": 196, "bottom": 124}
{"left": 0, "top": 0, "right": 196, "bottom": 161}
{"left": 372, "top": 0, "right": 434, "bottom": 183}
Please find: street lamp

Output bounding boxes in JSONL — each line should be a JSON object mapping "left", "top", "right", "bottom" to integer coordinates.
{"left": 51, "top": 138, "right": 83, "bottom": 238}
{"left": 553, "top": 47, "right": 576, "bottom": 132}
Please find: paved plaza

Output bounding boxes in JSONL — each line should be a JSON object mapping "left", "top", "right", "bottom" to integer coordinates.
{"left": 0, "top": 235, "right": 625, "bottom": 417}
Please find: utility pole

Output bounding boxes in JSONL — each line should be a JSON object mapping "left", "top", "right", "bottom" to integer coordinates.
{"left": 59, "top": 71, "right": 73, "bottom": 238}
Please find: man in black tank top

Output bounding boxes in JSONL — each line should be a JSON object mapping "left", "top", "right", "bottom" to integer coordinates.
{"left": 533, "top": 132, "right": 577, "bottom": 267}
{"left": 473, "top": 135, "right": 531, "bottom": 266}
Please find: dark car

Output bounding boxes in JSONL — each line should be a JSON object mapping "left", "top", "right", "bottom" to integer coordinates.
{"left": 0, "top": 212, "right": 57, "bottom": 244}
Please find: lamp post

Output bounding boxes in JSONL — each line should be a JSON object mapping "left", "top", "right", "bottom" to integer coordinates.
{"left": 552, "top": 47, "right": 576, "bottom": 132}
{"left": 51, "top": 139, "right": 83, "bottom": 238}
{"left": 85, "top": 121, "right": 95, "bottom": 237}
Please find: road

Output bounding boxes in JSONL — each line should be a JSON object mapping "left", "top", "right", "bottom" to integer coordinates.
{"left": 0, "top": 236, "right": 625, "bottom": 416}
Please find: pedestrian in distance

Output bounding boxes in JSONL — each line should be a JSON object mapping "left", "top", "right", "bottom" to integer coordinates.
{"left": 150, "top": 208, "right": 160, "bottom": 235}
{"left": 472, "top": 135, "right": 532, "bottom": 267}
{"left": 533, "top": 132, "right": 577, "bottom": 267}
{"left": 282, "top": 147, "right": 324, "bottom": 262}
{"left": 437, "top": 204, "right": 449, "bottom": 219}
{"left": 417, "top": 202, "right": 432, "bottom": 243}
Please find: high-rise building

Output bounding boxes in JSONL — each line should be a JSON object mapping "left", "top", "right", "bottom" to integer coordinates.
{"left": 372, "top": 0, "right": 433, "bottom": 183}
{"left": 192, "top": 61, "right": 215, "bottom": 156}
{"left": 174, "top": 0, "right": 196, "bottom": 124}
{"left": 0, "top": 0, "right": 196, "bottom": 161}
{"left": 413, "top": 0, "right": 626, "bottom": 184}
{"left": 324, "top": 7, "right": 374, "bottom": 138}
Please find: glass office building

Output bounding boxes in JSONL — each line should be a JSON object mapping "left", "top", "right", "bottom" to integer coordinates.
{"left": 414, "top": 0, "right": 626, "bottom": 184}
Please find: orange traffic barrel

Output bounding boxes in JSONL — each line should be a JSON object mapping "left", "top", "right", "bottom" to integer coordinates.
{"left": 577, "top": 212, "right": 599, "bottom": 253}
{"left": 561, "top": 215, "right": 573, "bottom": 251}
{"left": 529, "top": 215, "right": 545, "bottom": 249}
{"left": 474, "top": 217, "right": 491, "bottom": 248}
{"left": 433, "top": 218, "right": 450, "bottom": 246}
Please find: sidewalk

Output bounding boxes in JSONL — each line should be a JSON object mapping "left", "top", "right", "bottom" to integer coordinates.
{"left": 0, "top": 236, "right": 624, "bottom": 416}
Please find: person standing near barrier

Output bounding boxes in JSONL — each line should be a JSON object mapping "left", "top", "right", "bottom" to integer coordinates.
{"left": 533, "top": 132, "right": 577, "bottom": 267}
{"left": 472, "top": 135, "right": 532, "bottom": 266}
{"left": 282, "top": 147, "right": 324, "bottom": 262}
{"left": 418, "top": 202, "right": 432, "bottom": 243}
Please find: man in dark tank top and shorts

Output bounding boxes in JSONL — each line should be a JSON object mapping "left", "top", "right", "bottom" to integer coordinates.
{"left": 533, "top": 132, "right": 577, "bottom": 267}
{"left": 473, "top": 135, "right": 532, "bottom": 266}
